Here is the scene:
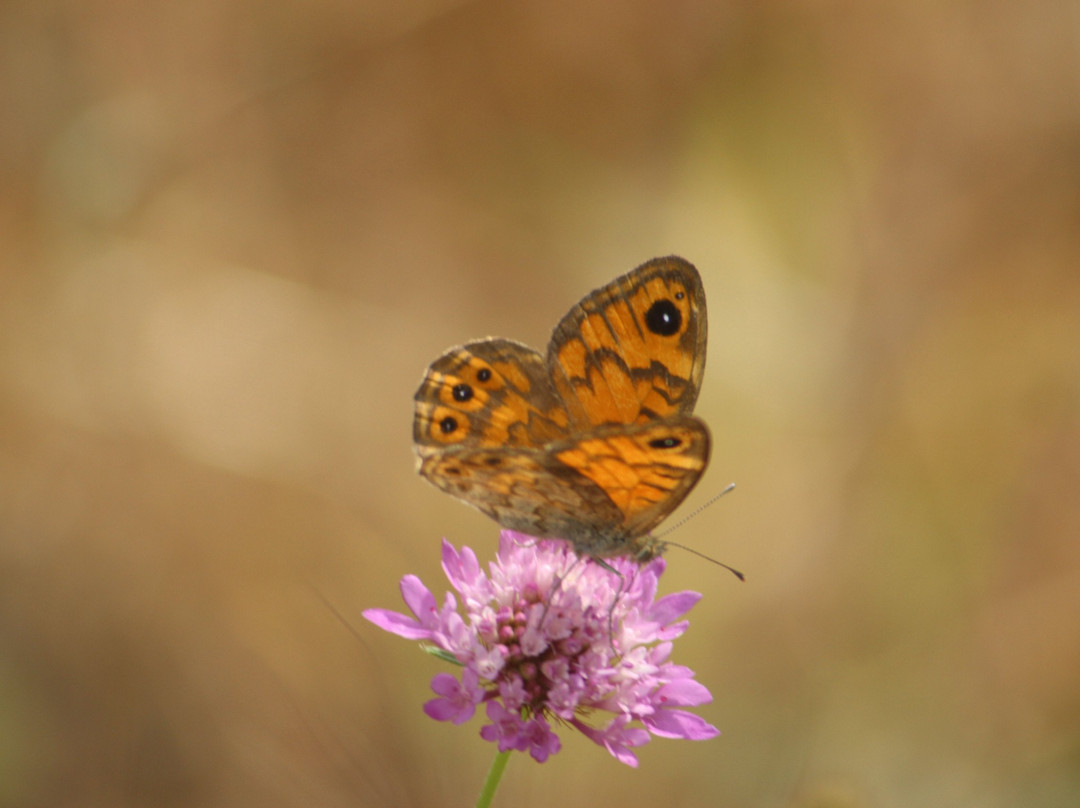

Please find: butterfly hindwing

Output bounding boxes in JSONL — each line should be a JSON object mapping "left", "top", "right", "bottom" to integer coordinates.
{"left": 417, "top": 416, "right": 709, "bottom": 558}
{"left": 414, "top": 339, "right": 571, "bottom": 460}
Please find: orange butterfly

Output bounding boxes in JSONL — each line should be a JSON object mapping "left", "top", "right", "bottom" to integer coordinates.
{"left": 413, "top": 257, "right": 709, "bottom": 561}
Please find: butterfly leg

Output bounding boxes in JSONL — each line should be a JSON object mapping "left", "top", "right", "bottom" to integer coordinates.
{"left": 599, "top": 560, "right": 628, "bottom": 655}
{"left": 536, "top": 550, "right": 587, "bottom": 634}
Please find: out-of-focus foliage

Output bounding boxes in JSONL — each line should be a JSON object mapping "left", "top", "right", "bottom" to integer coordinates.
{"left": 1, "top": 1, "right": 1077, "bottom": 806}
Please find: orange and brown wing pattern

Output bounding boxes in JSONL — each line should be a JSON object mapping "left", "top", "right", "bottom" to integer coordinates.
{"left": 418, "top": 415, "right": 709, "bottom": 559}
{"left": 546, "top": 256, "right": 707, "bottom": 430}
{"left": 551, "top": 416, "right": 710, "bottom": 554}
{"left": 417, "top": 444, "right": 624, "bottom": 541}
{"left": 414, "top": 339, "right": 571, "bottom": 460}
{"left": 413, "top": 256, "right": 712, "bottom": 562}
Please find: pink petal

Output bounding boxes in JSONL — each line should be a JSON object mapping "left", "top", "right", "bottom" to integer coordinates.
{"left": 655, "top": 679, "right": 713, "bottom": 707}
{"left": 423, "top": 672, "right": 478, "bottom": 725}
{"left": 656, "top": 619, "right": 691, "bottom": 641}
{"left": 441, "top": 539, "right": 481, "bottom": 592}
{"left": 400, "top": 575, "right": 437, "bottom": 623}
{"left": 429, "top": 672, "right": 460, "bottom": 697}
{"left": 643, "top": 709, "right": 719, "bottom": 740}
{"left": 361, "top": 608, "right": 432, "bottom": 640}
{"left": 647, "top": 591, "right": 701, "bottom": 625}
{"left": 424, "top": 696, "right": 471, "bottom": 724}
{"left": 573, "top": 718, "right": 649, "bottom": 768}
{"left": 628, "top": 565, "right": 660, "bottom": 606}
{"left": 471, "top": 643, "right": 505, "bottom": 680}
{"left": 659, "top": 662, "right": 694, "bottom": 680}
{"left": 480, "top": 701, "right": 528, "bottom": 752}
{"left": 499, "top": 531, "right": 535, "bottom": 552}
{"left": 523, "top": 718, "right": 561, "bottom": 763}
{"left": 607, "top": 746, "right": 641, "bottom": 767}
{"left": 648, "top": 641, "right": 674, "bottom": 665}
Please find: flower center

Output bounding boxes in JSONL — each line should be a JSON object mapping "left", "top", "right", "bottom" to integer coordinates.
{"left": 489, "top": 589, "right": 607, "bottom": 714}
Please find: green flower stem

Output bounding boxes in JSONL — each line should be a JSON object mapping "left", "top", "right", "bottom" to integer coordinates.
{"left": 475, "top": 749, "right": 511, "bottom": 808}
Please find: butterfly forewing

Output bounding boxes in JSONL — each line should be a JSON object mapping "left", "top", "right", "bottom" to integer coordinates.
{"left": 546, "top": 256, "right": 707, "bottom": 431}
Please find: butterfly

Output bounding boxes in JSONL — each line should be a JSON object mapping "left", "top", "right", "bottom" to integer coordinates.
{"left": 413, "top": 256, "right": 710, "bottom": 562}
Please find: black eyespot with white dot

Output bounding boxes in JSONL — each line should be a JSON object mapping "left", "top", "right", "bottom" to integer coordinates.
{"left": 452, "top": 383, "right": 473, "bottom": 402}
{"left": 645, "top": 299, "right": 682, "bottom": 336}
{"left": 476, "top": 367, "right": 492, "bottom": 383}
{"left": 439, "top": 416, "right": 459, "bottom": 434}
{"left": 649, "top": 436, "right": 682, "bottom": 449}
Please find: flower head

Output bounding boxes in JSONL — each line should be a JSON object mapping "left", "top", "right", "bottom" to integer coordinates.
{"left": 363, "top": 531, "right": 719, "bottom": 766}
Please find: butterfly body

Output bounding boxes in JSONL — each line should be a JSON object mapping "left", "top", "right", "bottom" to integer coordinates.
{"left": 414, "top": 256, "right": 710, "bottom": 562}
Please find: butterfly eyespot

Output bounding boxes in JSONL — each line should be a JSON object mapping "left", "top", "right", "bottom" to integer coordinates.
{"left": 476, "top": 367, "right": 493, "bottom": 383}
{"left": 645, "top": 299, "right": 682, "bottom": 336}
{"left": 648, "top": 437, "right": 682, "bottom": 449}
{"left": 439, "top": 416, "right": 459, "bottom": 434}
{"left": 452, "top": 383, "right": 474, "bottom": 402}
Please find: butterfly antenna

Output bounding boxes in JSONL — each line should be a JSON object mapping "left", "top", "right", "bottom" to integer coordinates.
{"left": 663, "top": 541, "right": 745, "bottom": 581}
{"left": 655, "top": 483, "right": 745, "bottom": 581}
{"left": 655, "top": 483, "right": 736, "bottom": 539}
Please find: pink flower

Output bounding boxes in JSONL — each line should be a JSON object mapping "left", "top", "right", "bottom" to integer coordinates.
{"left": 363, "top": 532, "right": 721, "bottom": 766}
{"left": 424, "top": 670, "right": 480, "bottom": 725}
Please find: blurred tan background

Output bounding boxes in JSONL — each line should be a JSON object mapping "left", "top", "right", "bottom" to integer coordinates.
{"left": 2, "top": 1, "right": 1078, "bottom": 806}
